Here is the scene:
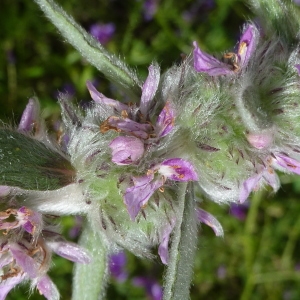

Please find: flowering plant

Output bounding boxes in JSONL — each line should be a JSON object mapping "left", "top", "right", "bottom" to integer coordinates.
{"left": 1, "top": 0, "right": 300, "bottom": 299}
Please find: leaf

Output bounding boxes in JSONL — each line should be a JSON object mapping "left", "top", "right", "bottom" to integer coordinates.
{"left": 0, "top": 129, "right": 75, "bottom": 190}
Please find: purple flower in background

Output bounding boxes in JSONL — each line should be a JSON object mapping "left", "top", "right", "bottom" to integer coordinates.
{"left": 90, "top": 23, "right": 115, "bottom": 44}
{"left": 109, "top": 251, "right": 128, "bottom": 282}
{"left": 133, "top": 276, "right": 163, "bottom": 300}
{"left": 230, "top": 202, "right": 249, "bottom": 221}
{"left": 193, "top": 24, "right": 258, "bottom": 76}
{"left": 182, "top": 0, "right": 215, "bottom": 23}
{"left": 217, "top": 265, "right": 227, "bottom": 279}
{"left": 294, "top": 0, "right": 300, "bottom": 5}
{"left": 143, "top": 0, "right": 159, "bottom": 21}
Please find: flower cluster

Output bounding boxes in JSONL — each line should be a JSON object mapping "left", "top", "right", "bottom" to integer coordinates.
{"left": 0, "top": 202, "right": 90, "bottom": 299}
{"left": 3, "top": 0, "right": 300, "bottom": 298}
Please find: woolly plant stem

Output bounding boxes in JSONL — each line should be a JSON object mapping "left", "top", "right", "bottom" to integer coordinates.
{"left": 163, "top": 182, "right": 198, "bottom": 300}
{"left": 72, "top": 222, "right": 109, "bottom": 300}
{"left": 33, "top": 0, "right": 141, "bottom": 99}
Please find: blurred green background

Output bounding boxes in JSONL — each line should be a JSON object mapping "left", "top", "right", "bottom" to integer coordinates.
{"left": 2, "top": 0, "right": 300, "bottom": 299}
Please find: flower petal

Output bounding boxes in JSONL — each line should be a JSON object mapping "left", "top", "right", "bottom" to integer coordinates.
{"left": 273, "top": 154, "right": 300, "bottom": 175}
{"left": 10, "top": 243, "right": 38, "bottom": 278}
{"left": 158, "top": 158, "right": 198, "bottom": 181}
{"left": 105, "top": 117, "right": 152, "bottom": 139}
{"left": 195, "top": 208, "right": 224, "bottom": 237}
{"left": 0, "top": 274, "right": 25, "bottom": 300}
{"left": 246, "top": 132, "right": 273, "bottom": 149}
{"left": 18, "top": 98, "right": 40, "bottom": 132}
{"left": 86, "top": 81, "right": 128, "bottom": 112}
{"left": 124, "top": 174, "right": 163, "bottom": 220}
{"left": 239, "top": 173, "right": 262, "bottom": 203}
{"left": 155, "top": 101, "right": 175, "bottom": 138}
{"left": 36, "top": 275, "right": 60, "bottom": 300}
{"left": 109, "top": 136, "right": 144, "bottom": 165}
{"left": 140, "top": 63, "right": 160, "bottom": 117}
{"left": 238, "top": 24, "right": 258, "bottom": 67}
{"left": 109, "top": 251, "right": 128, "bottom": 282}
{"left": 158, "top": 219, "right": 175, "bottom": 264}
{"left": 193, "top": 42, "right": 233, "bottom": 76}
{"left": 48, "top": 241, "right": 91, "bottom": 264}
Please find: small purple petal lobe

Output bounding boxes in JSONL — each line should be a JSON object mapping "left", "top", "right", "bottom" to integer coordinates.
{"left": 106, "top": 117, "right": 152, "bottom": 139}
{"left": 48, "top": 241, "right": 91, "bottom": 264}
{"left": 193, "top": 42, "right": 232, "bottom": 76}
{"left": 109, "top": 136, "right": 144, "bottom": 165}
{"left": 196, "top": 208, "right": 224, "bottom": 236}
{"left": 86, "top": 81, "right": 128, "bottom": 112}
{"left": 239, "top": 173, "right": 262, "bottom": 203}
{"left": 140, "top": 64, "right": 160, "bottom": 117}
{"left": 155, "top": 101, "right": 175, "bottom": 138}
{"left": 158, "top": 158, "right": 198, "bottom": 181}
{"left": 36, "top": 275, "right": 60, "bottom": 300}
{"left": 124, "top": 174, "right": 164, "bottom": 220}
{"left": 0, "top": 274, "right": 24, "bottom": 300}
{"left": 158, "top": 219, "right": 175, "bottom": 264}
{"left": 246, "top": 132, "right": 273, "bottom": 149}
{"left": 274, "top": 154, "right": 300, "bottom": 175}
{"left": 18, "top": 98, "right": 40, "bottom": 132}
{"left": 238, "top": 24, "right": 258, "bottom": 67}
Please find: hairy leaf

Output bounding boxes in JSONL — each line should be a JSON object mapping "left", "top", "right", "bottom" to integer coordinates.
{"left": 0, "top": 129, "right": 75, "bottom": 190}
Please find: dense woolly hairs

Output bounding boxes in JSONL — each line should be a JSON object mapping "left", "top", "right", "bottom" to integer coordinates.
{"left": 19, "top": 184, "right": 89, "bottom": 215}
{"left": 248, "top": 0, "right": 300, "bottom": 48}
{"left": 236, "top": 36, "right": 300, "bottom": 148}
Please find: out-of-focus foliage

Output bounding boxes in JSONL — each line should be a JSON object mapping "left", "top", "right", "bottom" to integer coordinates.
{"left": 3, "top": 0, "right": 300, "bottom": 299}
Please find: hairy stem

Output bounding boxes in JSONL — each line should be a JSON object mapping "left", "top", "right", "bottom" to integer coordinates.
{"left": 33, "top": 0, "right": 141, "bottom": 100}
{"left": 72, "top": 222, "right": 109, "bottom": 300}
{"left": 163, "top": 182, "right": 198, "bottom": 300}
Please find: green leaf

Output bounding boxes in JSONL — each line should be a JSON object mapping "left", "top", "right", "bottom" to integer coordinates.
{"left": 72, "top": 221, "right": 109, "bottom": 300}
{"left": 0, "top": 128, "right": 74, "bottom": 190}
{"left": 163, "top": 183, "right": 198, "bottom": 300}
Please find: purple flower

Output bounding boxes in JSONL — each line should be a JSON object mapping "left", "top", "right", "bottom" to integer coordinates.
{"left": 109, "top": 251, "right": 128, "bottom": 282}
{"left": 143, "top": 0, "right": 159, "bottom": 21}
{"left": 140, "top": 64, "right": 160, "bottom": 118}
{"left": 124, "top": 158, "right": 198, "bottom": 220}
{"left": 109, "top": 136, "right": 145, "bottom": 165}
{"left": 132, "top": 276, "right": 163, "bottom": 300}
{"left": 18, "top": 98, "right": 41, "bottom": 133}
{"left": 90, "top": 23, "right": 115, "bottom": 44}
{"left": 230, "top": 202, "right": 249, "bottom": 221}
{"left": 155, "top": 101, "right": 175, "bottom": 138}
{"left": 239, "top": 153, "right": 300, "bottom": 203}
{"left": 239, "top": 159, "right": 279, "bottom": 203}
{"left": 193, "top": 24, "right": 258, "bottom": 76}
{"left": 0, "top": 206, "right": 90, "bottom": 299}
{"left": 195, "top": 208, "right": 224, "bottom": 236}
{"left": 295, "top": 64, "right": 300, "bottom": 74}
{"left": 158, "top": 218, "right": 175, "bottom": 264}
{"left": 246, "top": 131, "right": 273, "bottom": 150}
